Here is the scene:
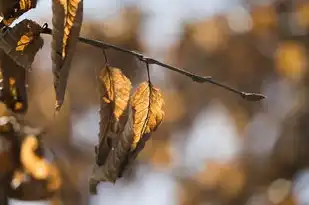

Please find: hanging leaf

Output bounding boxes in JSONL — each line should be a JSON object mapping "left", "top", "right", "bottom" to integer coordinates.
{"left": 51, "top": 0, "right": 83, "bottom": 110}
{"left": 95, "top": 91, "right": 113, "bottom": 166}
{"left": 90, "top": 66, "right": 133, "bottom": 193}
{"left": 99, "top": 66, "right": 132, "bottom": 126}
{"left": 0, "top": 19, "right": 44, "bottom": 69}
{"left": 0, "top": 51, "right": 28, "bottom": 113}
{"left": 131, "top": 81, "right": 164, "bottom": 151}
{"left": 19, "top": 135, "right": 61, "bottom": 192}
{"left": 117, "top": 82, "right": 165, "bottom": 178}
{"left": 0, "top": 0, "right": 38, "bottom": 29}
{"left": 96, "top": 66, "right": 132, "bottom": 166}
{"left": 90, "top": 106, "right": 134, "bottom": 194}
{"left": 7, "top": 133, "right": 61, "bottom": 201}
{"left": 0, "top": 19, "right": 43, "bottom": 113}
{"left": 90, "top": 82, "right": 165, "bottom": 193}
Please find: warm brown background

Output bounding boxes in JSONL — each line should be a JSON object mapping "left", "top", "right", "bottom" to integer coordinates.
{"left": 8, "top": 0, "right": 309, "bottom": 204}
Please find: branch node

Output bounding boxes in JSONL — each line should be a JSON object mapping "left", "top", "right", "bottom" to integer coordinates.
{"left": 240, "top": 92, "right": 267, "bottom": 101}
{"left": 192, "top": 76, "right": 212, "bottom": 83}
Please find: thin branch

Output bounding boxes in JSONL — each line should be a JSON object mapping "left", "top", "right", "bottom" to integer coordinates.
{"left": 101, "top": 49, "right": 109, "bottom": 66}
{"left": 40, "top": 24, "right": 266, "bottom": 102}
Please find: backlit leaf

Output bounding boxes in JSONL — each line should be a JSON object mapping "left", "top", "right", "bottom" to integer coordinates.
{"left": 0, "top": 19, "right": 42, "bottom": 113}
{"left": 90, "top": 106, "right": 134, "bottom": 193}
{"left": 20, "top": 135, "right": 62, "bottom": 192}
{"left": 51, "top": 0, "right": 83, "bottom": 110}
{"left": 0, "top": 0, "right": 38, "bottom": 29}
{"left": 0, "top": 19, "right": 44, "bottom": 69}
{"left": 95, "top": 66, "right": 131, "bottom": 168}
{"left": 99, "top": 66, "right": 132, "bottom": 123}
{"left": 109, "top": 82, "right": 165, "bottom": 179}
{"left": 131, "top": 81, "right": 164, "bottom": 150}
{"left": 0, "top": 50, "right": 28, "bottom": 113}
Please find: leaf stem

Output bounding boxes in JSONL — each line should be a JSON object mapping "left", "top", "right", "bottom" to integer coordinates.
{"left": 40, "top": 24, "right": 266, "bottom": 102}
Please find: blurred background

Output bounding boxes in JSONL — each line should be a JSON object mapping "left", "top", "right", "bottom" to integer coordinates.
{"left": 8, "top": 0, "right": 309, "bottom": 204}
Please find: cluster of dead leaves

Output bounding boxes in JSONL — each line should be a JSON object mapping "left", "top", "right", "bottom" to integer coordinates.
{"left": 1, "top": 0, "right": 84, "bottom": 112}
{"left": 0, "top": 19, "right": 43, "bottom": 114}
{"left": 0, "top": 0, "right": 167, "bottom": 198}
{"left": 0, "top": 102, "right": 61, "bottom": 201}
{"left": 90, "top": 66, "right": 165, "bottom": 193}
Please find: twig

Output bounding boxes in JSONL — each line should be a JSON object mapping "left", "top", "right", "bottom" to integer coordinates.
{"left": 40, "top": 24, "right": 266, "bottom": 102}
{"left": 145, "top": 62, "right": 151, "bottom": 84}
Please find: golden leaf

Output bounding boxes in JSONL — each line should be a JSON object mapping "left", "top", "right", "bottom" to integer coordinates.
{"left": 91, "top": 106, "right": 135, "bottom": 186}
{"left": 52, "top": 0, "right": 83, "bottom": 110}
{"left": 58, "top": 0, "right": 82, "bottom": 58}
{"left": 0, "top": 0, "right": 37, "bottom": 27}
{"left": 19, "top": 0, "right": 35, "bottom": 10}
{"left": 16, "top": 33, "right": 33, "bottom": 51}
{"left": 95, "top": 66, "right": 131, "bottom": 167}
{"left": 131, "top": 81, "right": 164, "bottom": 150}
{"left": 20, "top": 135, "right": 62, "bottom": 191}
{"left": 100, "top": 66, "right": 132, "bottom": 122}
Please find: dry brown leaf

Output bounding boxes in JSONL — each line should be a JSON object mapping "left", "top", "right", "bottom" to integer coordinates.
{"left": 20, "top": 135, "right": 62, "bottom": 191}
{"left": 20, "top": 135, "right": 49, "bottom": 179}
{"left": 95, "top": 66, "right": 131, "bottom": 168}
{"left": 90, "top": 106, "right": 134, "bottom": 191}
{"left": 100, "top": 66, "right": 132, "bottom": 123}
{"left": 52, "top": 0, "right": 83, "bottom": 110}
{"left": 58, "top": 0, "right": 82, "bottom": 58}
{"left": 0, "top": 19, "right": 44, "bottom": 70}
{"left": 0, "top": 0, "right": 38, "bottom": 28}
{"left": 131, "top": 81, "right": 164, "bottom": 150}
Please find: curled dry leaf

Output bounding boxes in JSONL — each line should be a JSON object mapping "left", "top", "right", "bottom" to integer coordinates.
{"left": 0, "top": 50, "right": 28, "bottom": 113}
{"left": 0, "top": 19, "right": 44, "bottom": 69}
{"left": 90, "top": 106, "right": 134, "bottom": 193}
{"left": 96, "top": 66, "right": 132, "bottom": 166}
{"left": 0, "top": 0, "right": 38, "bottom": 29}
{"left": 52, "top": 0, "right": 83, "bottom": 110}
{"left": 0, "top": 19, "right": 43, "bottom": 113}
{"left": 131, "top": 81, "right": 165, "bottom": 151}
{"left": 112, "top": 81, "right": 165, "bottom": 178}
{"left": 100, "top": 66, "right": 132, "bottom": 124}
{"left": 90, "top": 81, "right": 165, "bottom": 192}
{"left": 20, "top": 135, "right": 62, "bottom": 191}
